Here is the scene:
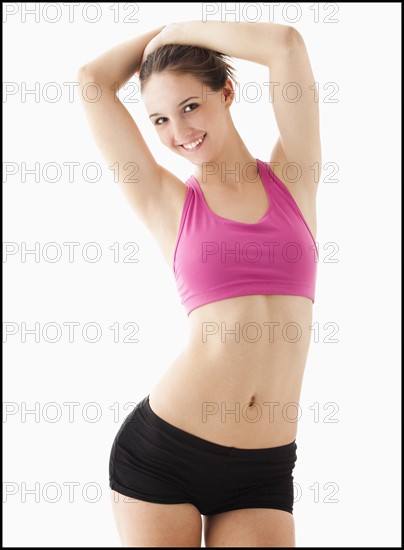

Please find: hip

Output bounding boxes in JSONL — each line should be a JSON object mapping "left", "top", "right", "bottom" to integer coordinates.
{"left": 109, "top": 394, "right": 298, "bottom": 515}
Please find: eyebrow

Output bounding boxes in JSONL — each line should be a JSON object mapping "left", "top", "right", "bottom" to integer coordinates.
{"left": 149, "top": 96, "right": 200, "bottom": 119}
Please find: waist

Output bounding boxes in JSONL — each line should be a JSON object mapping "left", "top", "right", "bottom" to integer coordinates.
{"left": 186, "top": 294, "right": 313, "bottom": 352}
{"left": 149, "top": 343, "right": 309, "bottom": 448}
{"left": 149, "top": 295, "right": 312, "bottom": 448}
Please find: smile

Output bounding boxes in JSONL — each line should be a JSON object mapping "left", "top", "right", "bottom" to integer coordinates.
{"left": 180, "top": 133, "right": 206, "bottom": 152}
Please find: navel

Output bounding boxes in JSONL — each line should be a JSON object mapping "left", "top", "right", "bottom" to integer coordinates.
{"left": 248, "top": 395, "right": 256, "bottom": 407}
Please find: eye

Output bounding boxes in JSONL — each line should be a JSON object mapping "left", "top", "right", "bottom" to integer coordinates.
{"left": 184, "top": 103, "right": 199, "bottom": 112}
{"left": 154, "top": 103, "right": 199, "bottom": 126}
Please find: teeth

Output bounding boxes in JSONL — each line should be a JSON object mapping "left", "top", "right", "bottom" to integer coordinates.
{"left": 182, "top": 135, "right": 205, "bottom": 149}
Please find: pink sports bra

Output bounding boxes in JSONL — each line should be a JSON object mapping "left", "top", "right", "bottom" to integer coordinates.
{"left": 172, "top": 158, "right": 318, "bottom": 316}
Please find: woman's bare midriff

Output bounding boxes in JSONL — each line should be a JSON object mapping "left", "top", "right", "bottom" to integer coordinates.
{"left": 149, "top": 293, "right": 313, "bottom": 449}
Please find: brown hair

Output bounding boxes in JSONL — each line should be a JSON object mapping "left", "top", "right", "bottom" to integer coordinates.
{"left": 138, "top": 44, "right": 238, "bottom": 95}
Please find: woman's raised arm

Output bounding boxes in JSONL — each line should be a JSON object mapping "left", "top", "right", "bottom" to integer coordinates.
{"left": 144, "top": 21, "right": 291, "bottom": 67}
{"left": 78, "top": 26, "right": 165, "bottom": 87}
{"left": 77, "top": 28, "right": 188, "bottom": 250}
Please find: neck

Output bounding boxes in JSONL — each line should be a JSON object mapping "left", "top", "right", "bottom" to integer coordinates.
{"left": 193, "top": 126, "right": 258, "bottom": 188}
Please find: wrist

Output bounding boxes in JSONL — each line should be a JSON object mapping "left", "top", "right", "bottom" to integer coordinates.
{"left": 157, "top": 22, "right": 178, "bottom": 46}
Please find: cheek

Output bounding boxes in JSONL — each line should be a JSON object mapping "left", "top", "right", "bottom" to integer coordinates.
{"left": 204, "top": 106, "right": 225, "bottom": 131}
{"left": 197, "top": 109, "right": 210, "bottom": 127}
{"left": 156, "top": 128, "right": 171, "bottom": 146}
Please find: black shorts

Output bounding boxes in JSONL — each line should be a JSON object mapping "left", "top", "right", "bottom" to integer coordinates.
{"left": 109, "top": 395, "right": 297, "bottom": 516}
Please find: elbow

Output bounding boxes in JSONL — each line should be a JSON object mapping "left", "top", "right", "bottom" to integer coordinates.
{"left": 284, "top": 26, "right": 305, "bottom": 51}
{"left": 77, "top": 64, "right": 102, "bottom": 85}
{"left": 77, "top": 64, "right": 94, "bottom": 84}
{"left": 77, "top": 65, "right": 89, "bottom": 84}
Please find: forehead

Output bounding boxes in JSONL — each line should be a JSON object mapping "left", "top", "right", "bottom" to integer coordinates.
{"left": 142, "top": 72, "right": 205, "bottom": 111}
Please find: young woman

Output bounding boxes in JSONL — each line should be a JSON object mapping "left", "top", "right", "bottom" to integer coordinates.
{"left": 78, "top": 20, "right": 321, "bottom": 547}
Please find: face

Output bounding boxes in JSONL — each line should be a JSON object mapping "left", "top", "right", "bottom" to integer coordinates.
{"left": 142, "top": 71, "right": 234, "bottom": 164}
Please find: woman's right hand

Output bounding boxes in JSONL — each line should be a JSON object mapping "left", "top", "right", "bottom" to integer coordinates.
{"left": 140, "top": 24, "right": 177, "bottom": 66}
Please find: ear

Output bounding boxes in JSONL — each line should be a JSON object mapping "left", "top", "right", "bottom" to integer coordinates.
{"left": 222, "top": 78, "right": 235, "bottom": 108}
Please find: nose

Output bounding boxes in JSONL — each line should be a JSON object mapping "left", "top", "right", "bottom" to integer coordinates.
{"left": 171, "top": 120, "right": 193, "bottom": 146}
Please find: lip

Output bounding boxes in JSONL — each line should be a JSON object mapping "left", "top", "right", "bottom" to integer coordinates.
{"left": 180, "top": 133, "right": 206, "bottom": 152}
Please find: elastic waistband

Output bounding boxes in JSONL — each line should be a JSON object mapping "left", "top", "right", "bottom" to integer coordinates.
{"left": 139, "top": 394, "right": 297, "bottom": 459}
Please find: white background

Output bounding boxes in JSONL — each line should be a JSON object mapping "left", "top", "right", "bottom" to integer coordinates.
{"left": 3, "top": 2, "right": 401, "bottom": 547}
